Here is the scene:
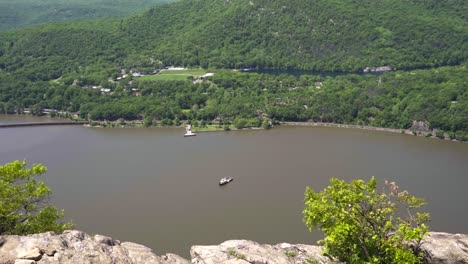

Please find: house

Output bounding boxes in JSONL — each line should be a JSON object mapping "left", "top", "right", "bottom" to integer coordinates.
{"left": 165, "top": 66, "right": 186, "bottom": 70}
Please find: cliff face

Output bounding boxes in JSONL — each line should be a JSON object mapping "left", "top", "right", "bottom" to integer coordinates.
{"left": 0, "top": 230, "right": 467, "bottom": 264}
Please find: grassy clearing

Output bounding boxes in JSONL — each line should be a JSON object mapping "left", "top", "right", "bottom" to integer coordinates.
{"left": 139, "top": 69, "right": 207, "bottom": 81}
{"left": 192, "top": 124, "right": 229, "bottom": 132}
{"left": 160, "top": 69, "right": 206, "bottom": 76}
{"left": 139, "top": 74, "right": 191, "bottom": 81}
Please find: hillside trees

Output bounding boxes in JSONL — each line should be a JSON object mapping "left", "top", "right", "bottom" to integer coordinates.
{"left": 0, "top": 63, "right": 466, "bottom": 139}
{"left": 0, "top": 0, "right": 177, "bottom": 30}
{"left": 121, "top": 0, "right": 468, "bottom": 71}
{"left": 0, "top": 0, "right": 466, "bottom": 74}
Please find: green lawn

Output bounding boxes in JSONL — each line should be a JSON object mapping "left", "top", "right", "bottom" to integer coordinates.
{"left": 139, "top": 74, "right": 191, "bottom": 81}
{"left": 161, "top": 69, "right": 206, "bottom": 76}
{"left": 139, "top": 69, "right": 207, "bottom": 81}
{"left": 192, "top": 124, "right": 229, "bottom": 132}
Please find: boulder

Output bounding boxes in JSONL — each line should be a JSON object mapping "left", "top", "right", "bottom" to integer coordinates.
{"left": 420, "top": 232, "right": 468, "bottom": 264}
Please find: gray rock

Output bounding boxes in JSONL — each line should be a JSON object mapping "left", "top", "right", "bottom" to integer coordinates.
{"left": 15, "top": 260, "right": 36, "bottom": 264}
{"left": 420, "top": 232, "right": 468, "bottom": 264}
{"left": 17, "top": 247, "right": 43, "bottom": 261}
{"left": 1, "top": 230, "right": 467, "bottom": 264}
{"left": 0, "top": 230, "right": 188, "bottom": 264}
{"left": 190, "top": 240, "right": 338, "bottom": 264}
{"left": 410, "top": 120, "right": 431, "bottom": 132}
{"left": 94, "top": 235, "right": 116, "bottom": 246}
{"left": 161, "top": 253, "right": 190, "bottom": 264}
{"left": 121, "top": 242, "right": 163, "bottom": 264}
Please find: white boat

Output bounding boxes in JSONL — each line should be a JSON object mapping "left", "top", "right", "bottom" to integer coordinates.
{"left": 219, "top": 177, "right": 234, "bottom": 185}
{"left": 184, "top": 125, "right": 196, "bottom": 137}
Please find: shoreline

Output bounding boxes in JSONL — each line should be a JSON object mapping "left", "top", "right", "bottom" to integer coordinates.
{"left": 0, "top": 121, "right": 87, "bottom": 128}
{"left": 281, "top": 121, "right": 464, "bottom": 142}
{"left": 1, "top": 114, "right": 465, "bottom": 142}
{"left": 85, "top": 120, "right": 465, "bottom": 142}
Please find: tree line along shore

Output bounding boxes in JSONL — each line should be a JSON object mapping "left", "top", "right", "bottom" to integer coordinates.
{"left": 1, "top": 66, "right": 467, "bottom": 141}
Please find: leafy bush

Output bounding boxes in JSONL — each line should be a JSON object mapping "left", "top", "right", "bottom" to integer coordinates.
{"left": 303, "top": 177, "right": 429, "bottom": 264}
{"left": 234, "top": 117, "right": 248, "bottom": 129}
{"left": 0, "top": 161, "right": 73, "bottom": 235}
{"left": 227, "top": 249, "right": 246, "bottom": 260}
{"left": 143, "top": 116, "right": 153, "bottom": 127}
{"left": 435, "top": 130, "right": 445, "bottom": 139}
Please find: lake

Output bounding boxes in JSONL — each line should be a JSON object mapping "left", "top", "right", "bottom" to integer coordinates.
{"left": 1, "top": 115, "right": 467, "bottom": 257}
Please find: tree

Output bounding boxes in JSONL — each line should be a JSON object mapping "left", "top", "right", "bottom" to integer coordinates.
{"left": 143, "top": 116, "right": 153, "bottom": 127}
{"left": 0, "top": 161, "right": 73, "bottom": 235}
{"left": 31, "top": 104, "right": 44, "bottom": 116}
{"left": 200, "top": 119, "right": 207, "bottom": 128}
{"left": 174, "top": 117, "right": 181, "bottom": 126}
{"left": 303, "top": 177, "right": 429, "bottom": 264}
{"left": 234, "top": 117, "right": 248, "bottom": 129}
{"left": 262, "top": 118, "right": 272, "bottom": 129}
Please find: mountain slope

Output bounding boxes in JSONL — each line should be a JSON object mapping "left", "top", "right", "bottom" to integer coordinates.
{"left": 0, "top": 0, "right": 176, "bottom": 30}
{"left": 121, "top": 0, "right": 468, "bottom": 71}
{"left": 1, "top": 0, "right": 466, "bottom": 73}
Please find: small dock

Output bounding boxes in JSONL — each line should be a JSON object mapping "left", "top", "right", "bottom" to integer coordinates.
{"left": 0, "top": 121, "right": 88, "bottom": 128}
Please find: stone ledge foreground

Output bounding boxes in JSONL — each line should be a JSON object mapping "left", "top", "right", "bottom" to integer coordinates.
{"left": 0, "top": 230, "right": 467, "bottom": 264}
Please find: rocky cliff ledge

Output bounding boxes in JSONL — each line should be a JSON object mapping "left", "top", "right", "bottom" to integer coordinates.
{"left": 0, "top": 230, "right": 467, "bottom": 264}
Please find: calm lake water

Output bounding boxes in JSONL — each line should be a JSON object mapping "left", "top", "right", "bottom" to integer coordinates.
{"left": 1, "top": 116, "right": 467, "bottom": 257}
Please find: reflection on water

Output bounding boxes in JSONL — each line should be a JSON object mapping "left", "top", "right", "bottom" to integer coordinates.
{"left": 0, "top": 117, "right": 467, "bottom": 257}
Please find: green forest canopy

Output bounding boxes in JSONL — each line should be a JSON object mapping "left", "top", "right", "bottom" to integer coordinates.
{"left": 0, "top": 0, "right": 176, "bottom": 30}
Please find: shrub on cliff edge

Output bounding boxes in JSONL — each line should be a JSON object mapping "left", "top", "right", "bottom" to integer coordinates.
{"left": 0, "top": 160, "right": 73, "bottom": 235}
{"left": 303, "top": 177, "right": 429, "bottom": 263}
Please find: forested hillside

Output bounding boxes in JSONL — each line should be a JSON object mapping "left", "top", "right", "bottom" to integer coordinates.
{"left": 0, "top": 0, "right": 467, "bottom": 139}
{"left": 122, "top": 0, "right": 468, "bottom": 71}
{"left": 0, "top": 0, "right": 175, "bottom": 30}
{"left": 1, "top": 0, "right": 467, "bottom": 73}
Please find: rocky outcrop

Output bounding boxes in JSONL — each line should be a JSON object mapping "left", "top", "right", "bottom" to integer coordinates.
{"left": 1, "top": 231, "right": 467, "bottom": 264}
{"left": 191, "top": 240, "right": 338, "bottom": 264}
{"left": 0, "top": 230, "right": 189, "bottom": 264}
{"left": 362, "top": 66, "right": 395, "bottom": 73}
{"left": 420, "top": 232, "right": 468, "bottom": 264}
{"left": 410, "top": 120, "right": 432, "bottom": 132}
